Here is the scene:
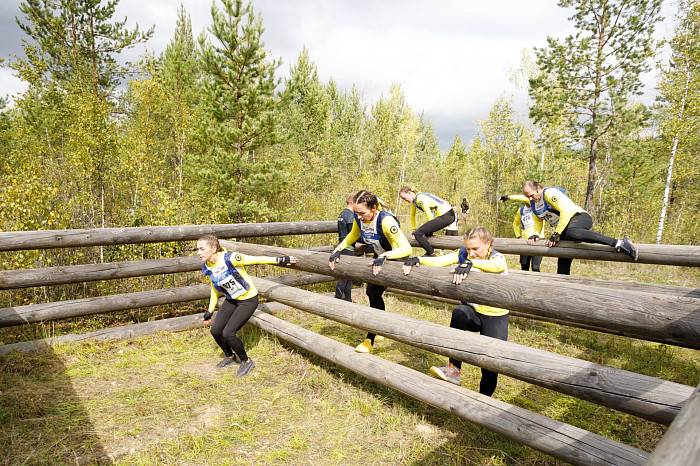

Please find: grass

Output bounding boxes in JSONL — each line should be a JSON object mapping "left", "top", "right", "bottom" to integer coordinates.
{"left": 0, "top": 260, "right": 698, "bottom": 465}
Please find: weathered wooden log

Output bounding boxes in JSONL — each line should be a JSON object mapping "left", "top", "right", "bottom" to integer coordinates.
{"left": 223, "top": 242, "right": 700, "bottom": 349}
{"left": 645, "top": 383, "right": 700, "bottom": 465}
{"left": 508, "top": 270, "right": 700, "bottom": 298}
{"left": 384, "top": 287, "right": 617, "bottom": 333}
{"left": 250, "top": 309, "right": 648, "bottom": 465}
{"left": 0, "top": 221, "right": 336, "bottom": 251}
{"left": 0, "top": 302, "right": 289, "bottom": 355}
{"left": 0, "top": 256, "right": 202, "bottom": 290}
{"left": 251, "top": 276, "right": 692, "bottom": 426}
{"left": 414, "top": 236, "right": 700, "bottom": 267}
{"left": 0, "top": 272, "right": 334, "bottom": 328}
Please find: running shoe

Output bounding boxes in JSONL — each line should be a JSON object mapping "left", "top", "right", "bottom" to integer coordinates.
{"left": 617, "top": 236, "right": 638, "bottom": 261}
{"left": 355, "top": 338, "right": 374, "bottom": 353}
{"left": 374, "top": 335, "right": 384, "bottom": 343}
{"left": 430, "top": 364, "right": 461, "bottom": 385}
{"left": 236, "top": 358, "right": 255, "bottom": 377}
{"left": 216, "top": 356, "right": 239, "bottom": 369}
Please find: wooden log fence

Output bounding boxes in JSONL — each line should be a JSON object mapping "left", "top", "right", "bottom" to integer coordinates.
{"left": 507, "top": 270, "right": 700, "bottom": 298}
{"left": 0, "top": 221, "right": 337, "bottom": 251}
{"left": 645, "top": 382, "right": 700, "bottom": 465}
{"left": 416, "top": 236, "right": 700, "bottom": 267}
{"left": 250, "top": 276, "right": 692, "bottom": 426}
{"left": 0, "top": 272, "right": 334, "bottom": 328}
{"left": 0, "top": 256, "right": 203, "bottom": 290}
{"left": 222, "top": 241, "right": 700, "bottom": 350}
{"left": 249, "top": 308, "right": 648, "bottom": 465}
{"left": 0, "top": 302, "right": 289, "bottom": 356}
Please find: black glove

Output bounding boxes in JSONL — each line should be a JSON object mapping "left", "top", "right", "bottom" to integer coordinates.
{"left": 454, "top": 259, "right": 473, "bottom": 277}
{"left": 373, "top": 256, "right": 387, "bottom": 268}
{"left": 203, "top": 311, "right": 214, "bottom": 321}
{"left": 276, "top": 256, "right": 292, "bottom": 266}
{"left": 528, "top": 234, "right": 539, "bottom": 241}
{"left": 425, "top": 231, "right": 434, "bottom": 238}
{"left": 404, "top": 256, "right": 420, "bottom": 267}
{"left": 329, "top": 250, "right": 341, "bottom": 263}
{"left": 499, "top": 195, "right": 509, "bottom": 202}
{"left": 548, "top": 232, "right": 560, "bottom": 244}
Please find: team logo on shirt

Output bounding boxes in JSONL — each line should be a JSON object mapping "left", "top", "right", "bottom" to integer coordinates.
{"left": 551, "top": 196, "right": 558, "bottom": 202}
{"left": 234, "top": 253, "right": 242, "bottom": 261}
{"left": 390, "top": 225, "right": 399, "bottom": 235}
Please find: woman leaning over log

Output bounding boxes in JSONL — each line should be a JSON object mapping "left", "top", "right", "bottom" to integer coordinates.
{"left": 329, "top": 190, "right": 412, "bottom": 354}
{"left": 197, "top": 235, "right": 296, "bottom": 376}
{"left": 402, "top": 226, "right": 509, "bottom": 396}
{"left": 399, "top": 187, "right": 457, "bottom": 257}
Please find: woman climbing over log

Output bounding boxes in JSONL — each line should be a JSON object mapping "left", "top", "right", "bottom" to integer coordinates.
{"left": 328, "top": 190, "right": 412, "bottom": 353}
{"left": 398, "top": 187, "right": 456, "bottom": 257}
{"left": 402, "top": 226, "right": 509, "bottom": 396}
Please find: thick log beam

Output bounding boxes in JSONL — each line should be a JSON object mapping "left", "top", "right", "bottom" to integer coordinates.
{"left": 0, "top": 272, "right": 334, "bottom": 328}
{"left": 0, "top": 221, "right": 336, "bottom": 251}
{"left": 0, "top": 302, "right": 289, "bottom": 355}
{"left": 645, "top": 383, "right": 700, "bottom": 465}
{"left": 415, "top": 236, "right": 700, "bottom": 267}
{"left": 507, "top": 270, "right": 700, "bottom": 298}
{"left": 252, "top": 277, "right": 691, "bottom": 426}
{"left": 223, "top": 241, "right": 700, "bottom": 350}
{"left": 0, "top": 256, "right": 202, "bottom": 290}
{"left": 250, "top": 309, "right": 648, "bottom": 465}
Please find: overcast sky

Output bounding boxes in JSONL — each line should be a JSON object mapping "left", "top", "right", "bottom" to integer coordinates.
{"left": 0, "top": 0, "right": 679, "bottom": 149}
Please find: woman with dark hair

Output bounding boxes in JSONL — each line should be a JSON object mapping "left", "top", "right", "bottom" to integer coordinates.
{"left": 197, "top": 235, "right": 296, "bottom": 376}
{"left": 329, "top": 190, "right": 412, "bottom": 353}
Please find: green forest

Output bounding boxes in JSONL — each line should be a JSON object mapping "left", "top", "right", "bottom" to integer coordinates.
{"left": 0, "top": 0, "right": 698, "bottom": 270}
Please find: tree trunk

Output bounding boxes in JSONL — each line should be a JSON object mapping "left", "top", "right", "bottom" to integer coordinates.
{"left": 656, "top": 67, "right": 691, "bottom": 244}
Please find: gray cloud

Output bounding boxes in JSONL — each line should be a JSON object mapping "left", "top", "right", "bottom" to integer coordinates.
{"left": 1, "top": 0, "right": 677, "bottom": 149}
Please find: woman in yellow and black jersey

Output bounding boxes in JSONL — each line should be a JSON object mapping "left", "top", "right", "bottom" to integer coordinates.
{"left": 508, "top": 198, "right": 545, "bottom": 272}
{"left": 329, "top": 190, "right": 412, "bottom": 353}
{"left": 502, "top": 180, "right": 638, "bottom": 275}
{"left": 399, "top": 187, "right": 457, "bottom": 256}
{"left": 197, "top": 235, "right": 296, "bottom": 376}
{"left": 402, "top": 226, "right": 508, "bottom": 397}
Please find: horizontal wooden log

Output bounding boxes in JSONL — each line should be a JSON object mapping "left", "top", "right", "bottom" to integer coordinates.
{"left": 415, "top": 236, "right": 700, "bottom": 267}
{"left": 384, "top": 287, "right": 619, "bottom": 333}
{"left": 0, "top": 221, "right": 337, "bottom": 251}
{"left": 252, "top": 277, "right": 692, "bottom": 426}
{"left": 250, "top": 309, "right": 648, "bottom": 465}
{"left": 0, "top": 302, "right": 289, "bottom": 355}
{"left": 0, "top": 272, "right": 334, "bottom": 328}
{"left": 508, "top": 270, "right": 700, "bottom": 298}
{"left": 0, "top": 256, "right": 202, "bottom": 290}
{"left": 646, "top": 383, "right": 700, "bottom": 465}
{"left": 223, "top": 242, "right": 700, "bottom": 349}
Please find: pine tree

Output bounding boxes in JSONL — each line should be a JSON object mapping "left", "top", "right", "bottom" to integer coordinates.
{"left": 529, "top": 0, "right": 662, "bottom": 212}
{"left": 196, "top": 0, "right": 286, "bottom": 223}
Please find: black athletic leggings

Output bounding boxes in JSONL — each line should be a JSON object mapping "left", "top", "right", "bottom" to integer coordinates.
{"left": 449, "top": 304, "right": 509, "bottom": 397}
{"left": 414, "top": 209, "right": 457, "bottom": 255}
{"left": 334, "top": 249, "right": 354, "bottom": 302}
{"left": 210, "top": 295, "right": 258, "bottom": 361}
{"left": 520, "top": 255, "right": 542, "bottom": 272}
{"left": 364, "top": 283, "right": 386, "bottom": 344}
{"left": 557, "top": 212, "right": 616, "bottom": 275}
